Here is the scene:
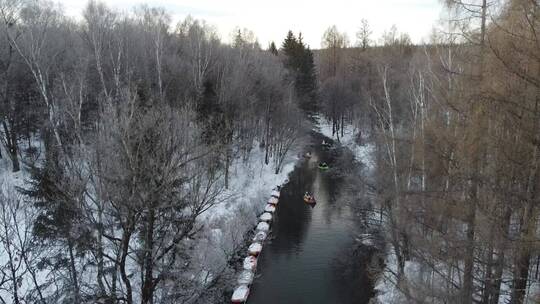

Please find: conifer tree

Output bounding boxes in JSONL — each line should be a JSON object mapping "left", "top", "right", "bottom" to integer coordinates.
{"left": 268, "top": 41, "right": 278, "bottom": 55}
{"left": 281, "top": 30, "right": 299, "bottom": 69}
{"left": 280, "top": 30, "right": 318, "bottom": 113}
{"left": 233, "top": 29, "right": 244, "bottom": 48}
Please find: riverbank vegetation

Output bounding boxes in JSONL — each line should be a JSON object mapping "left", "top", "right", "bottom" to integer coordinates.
{"left": 0, "top": 0, "right": 310, "bottom": 303}
{"left": 0, "top": 0, "right": 539, "bottom": 302}
{"left": 315, "top": 0, "right": 540, "bottom": 302}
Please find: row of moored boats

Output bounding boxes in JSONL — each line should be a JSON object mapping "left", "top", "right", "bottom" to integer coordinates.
{"left": 231, "top": 188, "right": 281, "bottom": 303}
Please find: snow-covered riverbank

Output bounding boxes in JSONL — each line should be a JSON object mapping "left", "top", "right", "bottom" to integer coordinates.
{"left": 0, "top": 140, "right": 304, "bottom": 303}
{"left": 191, "top": 143, "right": 302, "bottom": 290}
{"left": 317, "top": 118, "right": 540, "bottom": 304}
{"left": 316, "top": 117, "right": 374, "bottom": 171}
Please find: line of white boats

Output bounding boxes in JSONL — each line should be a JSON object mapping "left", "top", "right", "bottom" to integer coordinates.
{"left": 231, "top": 188, "right": 281, "bottom": 303}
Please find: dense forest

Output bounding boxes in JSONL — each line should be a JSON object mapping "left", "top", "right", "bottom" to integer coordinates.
{"left": 315, "top": 0, "right": 540, "bottom": 303}
{"left": 0, "top": 0, "right": 539, "bottom": 303}
{"left": 0, "top": 1, "right": 316, "bottom": 302}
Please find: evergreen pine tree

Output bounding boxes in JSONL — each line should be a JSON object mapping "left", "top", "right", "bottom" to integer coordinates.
{"left": 233, "top": 29, "right": 244, "bottom": 48}
{"left": 280, "top": 30, "right": 318, "bottom": 113}
{"left": 296, "top": 46, "right": 317, "bottom": 112}
{"left": 281, "top": 31, "right": 297, "bottom": 51}
{"left": 197, "top": 80, "right": 226, "bottom": 145}
{"left": 281, "top": 31, "right": 299, "bottom": 69}
{"left": 268, "top": 41, "right": 278, "bottom": 55}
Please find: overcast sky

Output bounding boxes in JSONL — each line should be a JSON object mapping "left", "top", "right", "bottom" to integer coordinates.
{"left": 58, "top": 0, "right": 444, "bottom": 49}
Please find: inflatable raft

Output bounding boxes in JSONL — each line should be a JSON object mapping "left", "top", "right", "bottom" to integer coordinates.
{"left": 303, "top": 194, "right": 316, "bottom": 204}
{"left": 318, "top": 163, "right": 329, "bottom": 171}
{"left": 253, "top": 231, "right": 267, "bottom": 242}
{"left": 259, "top": 212, "right": 272, "bottom": 222}
{"left": 264, "top": 204, "right": 276, "bottom": 213}
{"left": 268, "top": 197, "right": 279, "bottom": 205}
{"left": 231, "top": 285, "right": 250, "bottom": 303}
{"left": 237, "top": 270, "right": 254, "bottom": 285}
{"left": 256, "top": 221, "right": 269, "bottom": 232}
{"left": 248, "top": 242, "right": 262, "bottom": 256}
{"left": 243, "top": 256, "right": 257, "bottom": 271}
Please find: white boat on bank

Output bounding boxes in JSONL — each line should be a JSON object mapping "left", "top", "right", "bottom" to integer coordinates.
{"left": 243, "top": 256, "right": 257, "bottom": 271}
{"left": 253, "top": 231, "right": 267, "bottom": 242}
{"left": 256, "top": 221, "right": 269, "bottom": 232}
{"left": 248, "top": 242, "right": 263, "bottom": 256}
{"left": 231, "top": 285, "right": 250, "bottom": 303}
{"left": 259, "top": 212, "right": 272, "bottom": 222}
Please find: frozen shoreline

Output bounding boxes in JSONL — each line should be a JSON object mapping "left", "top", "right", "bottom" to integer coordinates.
{"left": 316, "top": 117, "right": 540, "bottom": 304}
{"left": 0, "top": 141, "right": 304, "bottom": 302}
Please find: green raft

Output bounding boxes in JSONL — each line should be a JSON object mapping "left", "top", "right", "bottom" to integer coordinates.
{"left": 318, "top": 163, "right": 329, "bottom": 170}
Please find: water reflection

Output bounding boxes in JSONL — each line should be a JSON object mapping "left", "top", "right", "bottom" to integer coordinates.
{"left": 248, "top": 135, "right": 375, "bottom": 304}
{"left": 269, "top": 159, "right": 314, "bottom": 254}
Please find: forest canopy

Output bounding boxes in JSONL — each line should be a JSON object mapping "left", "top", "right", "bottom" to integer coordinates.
{"left": 0, "top": 0, "right": 539, "bottom": 303}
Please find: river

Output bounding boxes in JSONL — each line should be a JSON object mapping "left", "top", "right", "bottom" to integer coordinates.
{"left": 247, "top": 134, "right": 376, "bottom": 304}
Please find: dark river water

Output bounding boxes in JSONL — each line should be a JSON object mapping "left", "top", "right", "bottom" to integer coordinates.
{"left": 247, "top": 135, "right": 375, "bottom": 304}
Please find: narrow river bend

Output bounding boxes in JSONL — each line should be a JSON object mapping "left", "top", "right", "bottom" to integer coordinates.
{"left": 247, "top": 134, "right": 376, "bottom": 304}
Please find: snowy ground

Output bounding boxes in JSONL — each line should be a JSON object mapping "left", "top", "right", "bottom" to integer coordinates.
{"left": 0, "top": 140, "right": 303, "bottom": 302}
{"left": 316, "top": 117, "right": 374, "bottom": 171}
{"left": 0, "top": 146, "right": 37, "bottom": 302}
{"left": 183, "top": 141, "right": 303, "bottom": 294}
{"left": 372, "top": 249, "right": 540, "bottom": 304}
{"left": 0, "top": 151, "right": 28, "bottom": 191}
{"left": 203, "top": 144, "right": 299, "bottom": 223}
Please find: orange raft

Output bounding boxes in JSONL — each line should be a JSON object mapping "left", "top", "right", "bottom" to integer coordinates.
{"left": 303, "top": 194, "right": 316, "bottom": 204}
